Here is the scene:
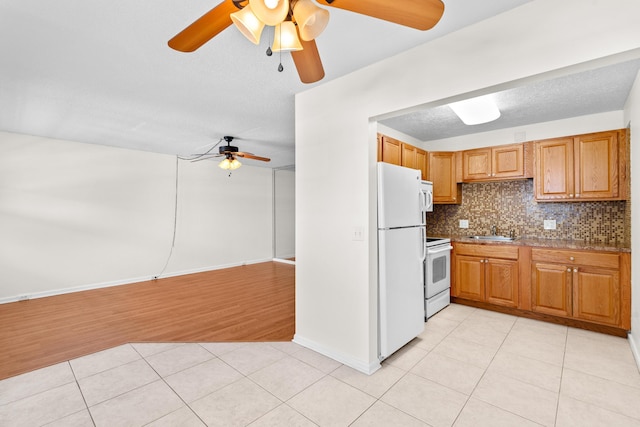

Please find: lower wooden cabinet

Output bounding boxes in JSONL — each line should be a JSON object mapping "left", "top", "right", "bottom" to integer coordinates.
{"left": 531, "top": 262, "right": 572, "bottom": 317}
{"left": 453, "top": 243, "right": 631, "bottom": 332}
{"left": 572, "top": 265, "right": 620, "bottom": 325}
{"left": 455, "top": 255, "right": 485, "bottom": 301}
{"left": 485, "top": 258, "right": 520, "bottom": 308}
{"left": 531, "top": 248, "right": 623, "bottom": 326}
{"left": 453, "top": 243, "right": 519, "bottom": 308}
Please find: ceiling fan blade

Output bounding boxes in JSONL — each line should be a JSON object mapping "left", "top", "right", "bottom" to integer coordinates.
{"left": 291, "top": 39, "right": 325, "bottom": 84}
{"left": 168, "top": 0, "right": 240, "bottom": 52}
{"left": 236, "top": 152, "right": 271, "bottom": 162}
{"left": 317, "top": 0, "right": 444, "bottom": 31}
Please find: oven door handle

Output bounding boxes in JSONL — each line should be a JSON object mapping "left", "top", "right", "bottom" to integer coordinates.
{"left": 427, "top": 245, "right": 453, "bottom": 255}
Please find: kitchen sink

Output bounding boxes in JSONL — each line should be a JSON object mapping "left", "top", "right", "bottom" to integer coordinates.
{"left": 467, "top": 235, "right": 516, "bottom": 241}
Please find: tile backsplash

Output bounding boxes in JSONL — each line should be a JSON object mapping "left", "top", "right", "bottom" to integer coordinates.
{"left": 426, "top": 179, "right": 629, "bottom": 246}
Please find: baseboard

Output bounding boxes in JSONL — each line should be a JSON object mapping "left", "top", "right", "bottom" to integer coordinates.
{"left": 628, "top": 332, "right": 640, "bottom": 372}
{"left": 0, "top": 257, "right": 274, "bottom": 305}
{"left": 273, "top": 258, "right": 295, "bottom": 265}
{"left": 293, "top": 334, "right": 381, "bottom": 375}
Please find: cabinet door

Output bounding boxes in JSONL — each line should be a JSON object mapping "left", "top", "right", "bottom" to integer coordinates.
{"left": 485, "top": 258, "right": 519, "bottom": 308}
{"left": 572, "top": 266, "right": 620, "bottom": 325}
{"left": 401, "top": 143, "right": 417, "bottom": 170}
{"left": 416, "top": 148, "right": 428, "bottom": 181}
{"left": 574, "top": 131, "right": 618, "bottom": 200}
{"left": 463, "top": 148, "right": 491, "bottom": 181}
{"left": 428, "top": 152, "right": 460, "bottom": 204}
{"left": 493, "top": 144, "right": 524, "bottom": 179}
{"left": 531, "top": 262, "right": 571, "bottom": 317}
{"left": 454, "top": 255, "right": 485, "bottom": 301}
{"left": 535, "top": 138, "right": 574, "bottom": 200}
{"left": 380, "top": 136, "right": 402, "bottom": 166}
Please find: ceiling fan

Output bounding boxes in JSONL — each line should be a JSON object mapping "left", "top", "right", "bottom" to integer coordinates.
{"left": 188, "top": 136, "right": 271, "bottom": 170}
{"left": 168, "top": 0, "right": 445, "bottom": 84}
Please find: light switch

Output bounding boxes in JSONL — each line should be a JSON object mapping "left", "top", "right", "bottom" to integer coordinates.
{"left": 543, "top": 219, "right": 556, "bottom": 230}
{"left": 352, "top": 226, "right": 364, "bottom": 241}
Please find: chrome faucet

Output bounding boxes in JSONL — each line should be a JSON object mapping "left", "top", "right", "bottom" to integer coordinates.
{"left": 490, "top": 225, "right": 497, "bottom": 236}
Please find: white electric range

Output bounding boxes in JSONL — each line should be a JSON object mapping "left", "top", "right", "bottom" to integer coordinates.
{"left": 424, "top": 237, "right": 453, "bottom": 319}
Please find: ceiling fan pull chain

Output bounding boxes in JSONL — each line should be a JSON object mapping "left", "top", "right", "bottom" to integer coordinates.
{"left": 278, "top": 25, "right": 284, "bottom": 72}
{"left": 266, "top": 26, "right": 273, "bottom": 56}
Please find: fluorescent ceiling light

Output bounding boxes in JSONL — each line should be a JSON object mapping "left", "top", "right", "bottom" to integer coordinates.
{"left": 449, "top": 95, "right": 501, "bottom": 125}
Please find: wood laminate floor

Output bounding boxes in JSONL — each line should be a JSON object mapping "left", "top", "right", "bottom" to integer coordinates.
{"left": 0, "top": 261, "right": 295, "bottom": 380}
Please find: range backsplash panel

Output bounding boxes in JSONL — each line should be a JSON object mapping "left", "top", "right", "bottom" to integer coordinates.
{"left": 426, "top": 179, "right": 628, "bottom": 246}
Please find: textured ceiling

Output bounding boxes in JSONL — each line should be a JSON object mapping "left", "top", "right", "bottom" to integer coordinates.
{"left": 0, "top": 0, "right": 534, "bottom": 168}
{"left": 380, "top": 58, "right": 640, "bottom": 142}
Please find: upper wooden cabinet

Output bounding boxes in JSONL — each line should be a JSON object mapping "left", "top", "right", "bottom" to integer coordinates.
{"left": 462, "top": 143, "right": 526, "bottom": 182}
{"left": 402, "top": 143, "right": 417, "bottom": 169}
{"left": 415, "top": 147, "right": 428, "bottom": 182}
{"left": 401, "top": 143, "right": 428, "bottom": 180}
{"left": 379, "top": 135, "right": 402, "bottom": 166}
{"left": 535, "top": 130, "right": 627, "bottom": 201}
{"left": 377, "top": 134, "right": 428, "bottom": 180}
{"left": 427, "top": 152, "right": 461, "bottom": 204}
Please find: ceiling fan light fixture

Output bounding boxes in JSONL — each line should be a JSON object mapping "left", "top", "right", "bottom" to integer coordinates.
{"left": 273, "top": 21, "right": 303, "bottom": 52}
{"left": 249, "top": 0, "right": 289, "bottom": 26}
{"left": 293, "top": 0, "right": 330, "bottom": 41}
{"left": 449, "top": 95, "right": 501, "bottom": 125}
{"left": 231, "top": 5, "right": 265, "bottom": 44}
{"left": 219, "top": 156, "right": 242, "bottom": 170}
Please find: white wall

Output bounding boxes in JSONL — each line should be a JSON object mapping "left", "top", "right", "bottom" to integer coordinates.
{"left": 274, "top": 169, "right": 295, "bottom": 259}
{"left": 0, "top": 131, "right": 274, "bottom": 302}
{"left": 295, "top": 0, "right": 640, "bottom": 373}
{"left": 376, "top": 123, "right": 424, "bottom": 147}
{"left": 625, "top": 70, "right": 640, "bottom": 365}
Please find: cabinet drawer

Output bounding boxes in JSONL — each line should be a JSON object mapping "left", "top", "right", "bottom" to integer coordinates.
{"left": 455, "top": 243, "right": 519, "bottom": 260}
{"left": 531, "top": 249, "right": 619, "bottom": 269}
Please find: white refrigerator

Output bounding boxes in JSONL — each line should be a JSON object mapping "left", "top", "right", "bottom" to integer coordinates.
{"left": 377, "top": 162, "right": 426, "bottom": 359}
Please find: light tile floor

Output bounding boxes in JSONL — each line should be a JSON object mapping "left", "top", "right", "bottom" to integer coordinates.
{"left": 2, "top": 304, "right": 640, "bottom": 426}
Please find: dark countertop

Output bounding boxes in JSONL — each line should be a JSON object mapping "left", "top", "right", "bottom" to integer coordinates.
{"left": 441, "top": 235, "right": 630, "bottom": 253}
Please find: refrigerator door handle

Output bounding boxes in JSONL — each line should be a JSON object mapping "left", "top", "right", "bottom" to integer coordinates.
{"left": 420, "top": 227, "right": 427, "bottom": 262}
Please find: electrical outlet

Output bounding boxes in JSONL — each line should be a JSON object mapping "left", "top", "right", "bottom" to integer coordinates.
{"left": 459, "top": 219, "right": 469, "bottom": 229}
{"left": 543, "top": 219, "right": 556, "bottom": 230}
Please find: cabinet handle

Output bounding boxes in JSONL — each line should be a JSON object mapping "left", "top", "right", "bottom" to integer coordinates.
{"left": 569, "top": 256, "right": 575, "bottom": 261}
{"left": 576, "top": 193, "right": 580, "bottom": 197}
{"left": 573, "top": 268, "right": 578, "bottom": 273}
{"left": 567, "top": 268, "right": 571, "bottom": 272}
{"left": 569, "top": 194, "right": 574, "bottom": 197}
